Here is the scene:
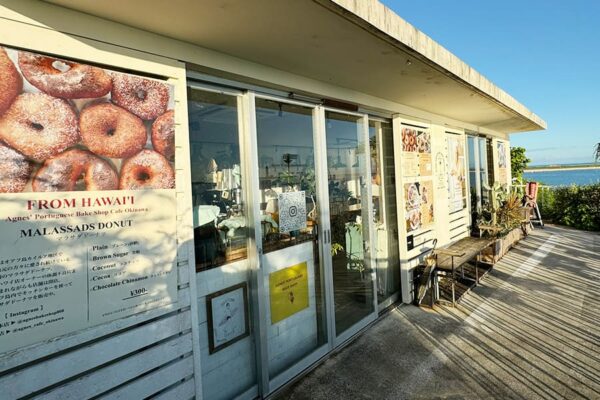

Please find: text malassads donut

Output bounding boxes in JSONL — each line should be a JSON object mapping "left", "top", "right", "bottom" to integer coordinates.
{"left": 80, "top": 102, "right": 147, "bottom": 159}
{"left": 33, "top": 148, "right": 119, "bottom": 192}
{"left": 119, "top": 149, "right": 175, "bottom": 190}
{"left": 18, "top": 51, "right": 112, "bottom": 99}
{"left": 0, "top": 48, "right": 22, "bottom": 116}
{"left": 0, "top": 142, "right": 32, "bottom": 193}
{"left": 111, "top": 74, "right": 169, "bottom": 120}
{"left": 151, "top": 110, "right": 175, "bottom": 161}
{"left": 0, "top": 93, "right": 79, "bottom": 162}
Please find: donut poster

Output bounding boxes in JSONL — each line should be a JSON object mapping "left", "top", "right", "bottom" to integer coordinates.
{"left": 0, "top": 46, "right": 178, "bottom": 353}
{"left": 401, "top": 127, "right": 432, "bottom": 178}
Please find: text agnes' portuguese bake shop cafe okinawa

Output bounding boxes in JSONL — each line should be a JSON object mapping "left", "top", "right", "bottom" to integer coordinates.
{"left": 0, "top": 2, "right": 544, "bottom": 399}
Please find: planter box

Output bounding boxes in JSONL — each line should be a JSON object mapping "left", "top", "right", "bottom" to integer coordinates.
{"left": 480, "top": 227, "right": 524, "bottom": 264}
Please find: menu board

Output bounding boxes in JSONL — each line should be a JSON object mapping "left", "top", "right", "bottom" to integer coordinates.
{"left": 401, "top": 126, "right": 434, "bottom": 233}
{"left": 404, "top": 180, "right": 434, "bottom": 233}
{"left": 497, "top": 141, "right": 509, "bottom": 185}
{"left": 401, "top": 127, "right": 432, "bottom": 178}
{"left": 0, "top": 46, "right": 178, "bottom": 353}
{"left": 447, "top": 135, "right": 467, "bottom": 212}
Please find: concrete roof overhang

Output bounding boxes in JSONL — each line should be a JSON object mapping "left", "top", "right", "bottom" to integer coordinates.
{"left": 44, "top": 0, "right": 545, "bottom": 133}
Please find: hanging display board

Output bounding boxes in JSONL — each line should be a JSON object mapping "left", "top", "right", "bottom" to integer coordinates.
{"left": 401, "top": 125, "right": 434, "bottom": 233}
{"left": 497, "top": 140, "right": 509, "bottom": 185}
{"left": 404, "top": 180, "right": 434, "bottom": 233}
{"left": 447, "top": 135, "right": 467, "bottom": 212}
{"left": 0, "top": 46, "right": 178, "bottom": 353}
{"left": 400, "top": 127, "right": 432, "bottom": 177}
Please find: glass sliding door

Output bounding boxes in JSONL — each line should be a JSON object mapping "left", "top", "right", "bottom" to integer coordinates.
{"left": 254, "top": 98, "right": 328, "bottom": 381}
{"left": 187, "top": 87, "right": 257, "bottom": 400}
{"left": 467, "top": 135, "right": 492, "bottom": 223}
{"left": 369, "top": 120, "right": 400, "bottom": 309}
{"left": 324, "top": 111, "right": 376, "bottom": 338}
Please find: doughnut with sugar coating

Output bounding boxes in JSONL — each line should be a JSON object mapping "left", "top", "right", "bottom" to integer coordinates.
{"left": 80, "top": 102, "right": 147, "bottom": 159}
{"left": 0, "top": 142, "right": 31, "bottom": 193}
{"left": 119, "top": 149, "right": 174, "bottom": 190}
{"left": 0, "top": 48, "right": 22, "bottom": 116}
{"left": 151, "top": 110, "right": 175, "bottom": 161}
{"left": 0, "top": 93, "right": 79, "bottom": 162}
{"left": 111, "top": 74, "right": 169, "bottom": 120}
{"left": 33, "top": 148, "right": 118, "bottom": 192}
{"left": 18, "top": 51, "right": 112, "bottom": 99}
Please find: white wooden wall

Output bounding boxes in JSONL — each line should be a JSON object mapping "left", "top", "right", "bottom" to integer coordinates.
{"left": 0, "top": 9, "right": 202, "bottom": 400}
{"left": 393, "top": 116, "right": 471, "bottom": 303}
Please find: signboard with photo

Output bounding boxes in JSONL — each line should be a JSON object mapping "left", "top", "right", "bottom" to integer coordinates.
{"left": 0, "top": 46, "right": 178, "bottom": 353}
{"left": 401, "top": 127, "right": 432, "bottom": 178}
{"left": 206, "top": 283, "right": 250, "bottom": 354}
{"left": 447, "top": 135, "right": 467, "bottom": 212}
{"left": 404, "top": 180, "right": 434, "bottom": 233}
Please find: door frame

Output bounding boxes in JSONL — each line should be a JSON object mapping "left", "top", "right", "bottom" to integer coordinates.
{"left": 188, "top": 82, "right": 392, "bottom": 397}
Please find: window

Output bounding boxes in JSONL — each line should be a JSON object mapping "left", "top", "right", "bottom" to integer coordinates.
{"left": 188, "top": 89, "right": 247, "bottom": 271}
{"left": 255, "top": 99, "right": 317, "bottom": 254}
{"left": 467, "top": 135, "right": 493, "bottom": 214}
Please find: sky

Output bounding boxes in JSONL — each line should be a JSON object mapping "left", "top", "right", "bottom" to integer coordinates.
{"left": 382, "top": 0, "right": 600, "bottom": 165}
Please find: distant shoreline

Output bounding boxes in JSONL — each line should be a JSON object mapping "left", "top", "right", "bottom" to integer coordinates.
{"left": 525, "top": 165, "right": 600, "bottom": 173}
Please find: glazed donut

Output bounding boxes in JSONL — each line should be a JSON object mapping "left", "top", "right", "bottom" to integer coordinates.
{"left": 0, "top": 93, "right": 79, "bottom": 162}
{"left": 32, "top": 148, "right": 118, "bottom": 192}
{"left": 80, "top": 102, "right": 147, "bottom": 159}
{"left": 119, "top": 149, "right": 175, "bottom": 190}
{"left": 0, "top": 48, "right": 22, "bottom": 116}
{"left": 151, "top": 110, "right": 175, "bottom": 161}
{"left": 0, "top": 142, "right": 31, "bottom": 193}
{"left": 18, "top": 51, "right": 112, "bottom": 99}
{"left": 111, "top": 74, "right": 169, "bottom": 120}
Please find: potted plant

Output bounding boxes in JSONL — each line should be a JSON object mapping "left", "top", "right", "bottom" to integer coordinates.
{"left": 478, "top": 183, "right": 525, "bottom": 264}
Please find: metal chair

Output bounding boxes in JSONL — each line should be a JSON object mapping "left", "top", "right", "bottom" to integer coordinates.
{"left": 524, "top": 181, "right": 544, "bottom": 227}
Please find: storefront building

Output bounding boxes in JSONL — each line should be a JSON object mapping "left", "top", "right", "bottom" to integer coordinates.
{"left": 0, "top": 1, "right": 545, "bottom": 399}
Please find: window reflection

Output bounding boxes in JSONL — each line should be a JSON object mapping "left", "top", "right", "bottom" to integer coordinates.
{"left": 468, "top": 135, "right": 493, "bottom": 217}
{"left": 188, "top": 89, "right": 247, "bottom": 271}
{"left": 255, "top": 99, "right": 317, "bottom": 254}
{"left": 369, "top": 120, "right": 400, "bottom": 305}
{"left": 325, "top": 111, "right": 375, "bottom": 335}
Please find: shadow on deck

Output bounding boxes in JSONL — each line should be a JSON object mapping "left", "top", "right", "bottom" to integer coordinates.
{"left": 277, "top": 225, "right": 600, "bottom": 400}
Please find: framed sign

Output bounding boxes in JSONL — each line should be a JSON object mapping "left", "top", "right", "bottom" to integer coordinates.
{"left": 206, "top": 282, "right": 250, "bottom": 354}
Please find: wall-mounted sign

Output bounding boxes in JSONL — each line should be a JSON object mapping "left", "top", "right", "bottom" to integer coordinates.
{"left": 269, "top": 262, "right": 309, "bottom": 324}
{"left": 404, "top": 180, "right": 434, "bottom": 233}
{"left": 447, "top": 135, "right": 467, "bottom": 212}
{"left": 0, "top": 46, "right": 177, "bottom": 354}
{"left": 401, "top": 127, "right": 432, "bottom": 178}
{"left": 206, "top": 282, "right": 250, "bottom": 354}
{"left": 435, "top": 152, "right": 447, "bottom": 190}
{"left": 278, "top": 191, "right": 306, "bottom": 233}
{"left": 497, "top": 141, "right": 509, "bottom": 185}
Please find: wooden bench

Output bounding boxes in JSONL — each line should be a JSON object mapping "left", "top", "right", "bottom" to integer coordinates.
{"left": 434, "top": 236, "right": 494, "bottom": 306}
{"left": 415, "top": 236, "right": 494, "bottom": 307}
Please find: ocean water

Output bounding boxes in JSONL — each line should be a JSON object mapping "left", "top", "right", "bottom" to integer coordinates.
{"left": 523, "top": 168, "right": 600, "bottom": 186}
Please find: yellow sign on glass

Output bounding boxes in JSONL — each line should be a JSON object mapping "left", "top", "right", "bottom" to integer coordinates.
{"left": 269, "top": 262, "right": 309, "bottom": 324}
